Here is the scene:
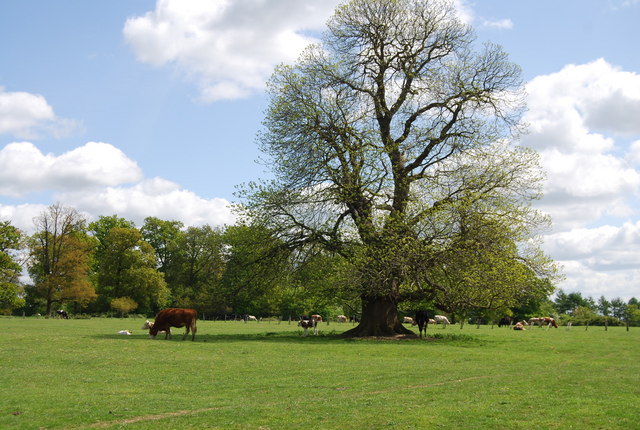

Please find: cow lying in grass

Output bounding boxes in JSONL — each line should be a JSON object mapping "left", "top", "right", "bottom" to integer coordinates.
{"left": 513, "top": 321, "right": 527, "bottom": 330}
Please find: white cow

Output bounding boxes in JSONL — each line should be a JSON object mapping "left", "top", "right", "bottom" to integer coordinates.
{"left": 434, "top": 315, "right": 450, "bottom": 327}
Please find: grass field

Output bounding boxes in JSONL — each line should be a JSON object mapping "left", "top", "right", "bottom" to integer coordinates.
{"left": 1, "top": 317, "right": 638, "bottom": 429}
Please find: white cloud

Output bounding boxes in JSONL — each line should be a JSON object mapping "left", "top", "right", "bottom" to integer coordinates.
{"left": 0, "top": 203, "right": 49, "bottom": 234}
{"left": 627, "top": 140, "right": 640, "bottom": 165}
{"left": 522, "top": 59, "right": 640, "bottom": 230}
{"left": 124, "top": 0, "right": 477, "bottom": 102}
{"left": 613, "top": 0, "right": 640, "bottom": 9}
{"left": 481, "top": 18, "right": 513, "bottom": 30}
{"left": 556, "top": 260, "right": 640, "bottom": 301}
{"left": 521, "top": 60, "right": 640, "bottom": 299}
{"left": 0, "top": 141, "right": 143, "bottom": 198}
{"left": 0, "top": 87, "right": 80, "bottom": 139}
{"left": 452, "top": 0, "right": 474, "bottom": 24}
{"left": 543, "top": 221, "right": 640, "bottom": 300}
{"left": 0, "top": 141, "right": 235, "bottom": 233}
{"left": 123, "top": 0, "right": 340, "bottom": 102}
{"left": 57, "top": 177, "right": 235, "bottom": 230}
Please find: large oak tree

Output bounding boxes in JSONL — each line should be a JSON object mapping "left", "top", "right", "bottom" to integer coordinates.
{"left": 242, "top": 0, "right": 557, "bottom": 336}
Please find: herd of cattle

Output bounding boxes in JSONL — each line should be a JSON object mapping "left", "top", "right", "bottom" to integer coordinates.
{"left": 55, "top": 307, "right": 558, "bottom": 340}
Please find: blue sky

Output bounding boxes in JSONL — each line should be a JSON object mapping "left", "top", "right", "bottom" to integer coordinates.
{"left": 1, "top": 0, "right": 639, "bottom": 301}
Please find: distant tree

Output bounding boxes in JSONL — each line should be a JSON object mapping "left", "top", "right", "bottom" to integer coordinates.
{"left": 289, "top": 251, "right": 354, "bottom": 318}
{"left": 93, "top": 227, "right": 169, "bottom": 314}
{"left": 110, "top": 296, "right": 138, "bottom": 317}
{"left": 27, "top": 204, "right": 96, "bottom": 315}
{"left": 220, "top": 224, "right": 290, "bottom": 317}
{"left": 554, "top": 289, "right": 594, "bottom": 315}
{"left": 140, "top": 217, "right": 184, "bottom": 272}
{"left": 597, "top": 295, "right": 611, "bottom": 330}
{"left": 170, "top": 225, "right": 225, "bottom": 312}
{"left": 609, "top": 297, "right": 626, "bottom": 320}
{"left": 597, "top": 295, "right": 611, "bottom": 316}
{"left": 572, "top": 305, "right": 598, "bottom": 326}
{"left": 626, "top": 303, "right": 640, "bottom": 327}
{"left": 89, "top": 215, "right": 136, "bottom": 260}
{"left": 0, "top": 221, "right": 24, "bottom": 313}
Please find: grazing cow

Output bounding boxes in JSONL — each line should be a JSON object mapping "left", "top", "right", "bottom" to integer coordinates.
{"left": 498, "top": 316, "right": 512, "bottom": 328}
{"left": 434, "top": 315, "right": 450, "bottom": 327}
{"left": 141, "top": 320, "right": 166, "bottom": 334}
{"left": 542, "top": 317, "right": 558, "bottom": 328}
{"left": 147, "top": 308, "right": 197, "bottom": 341}
{"left": 403, "top": 316, "right": 415, "bottom": 324}
{"left": 528, "top": 317, "right": 543, "bottom": 327}
{"left": 56, "top": 310, "right": 69, "bottom": 319}
{"left": 298, "top": 318, "right": 318, "bottom": 336}
{"left": 413, "top": 310, "right": 434, "bottom": 338}
{"left": 311, "top": 314, "right": 323, "bottom": 323}
{"left": 529, "top": 317, "right": 558, "bottom": 329}
{"left": 337, "top": 315, "right": 348, "bottom": 323}
{"left": 246, "top": 315, "right": 258, "bottom": 321}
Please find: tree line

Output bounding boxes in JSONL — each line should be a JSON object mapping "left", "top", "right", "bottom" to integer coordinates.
{"left": 0, "top": 203, "right": 352, "bottom": 319}
{"left": 548, "top": 289, "right": 640, "bottom": 327}
{"left": 2, "top": 203, "right": 638, "bottom": 327}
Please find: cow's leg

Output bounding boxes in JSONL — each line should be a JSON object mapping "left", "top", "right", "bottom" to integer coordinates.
{"left": 165, "top": 328, "right": 172, "bottom": 340}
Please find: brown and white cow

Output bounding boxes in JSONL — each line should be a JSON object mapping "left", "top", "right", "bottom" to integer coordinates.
{"left": 298, "top": 318, "right": 318, "bottom": 336}
{"left": 528, "top": 317, "right": 558, "bottom": 329}
{"left": 336, "top": 315, "right": 348, "bottom": 323}
{"left": 147, "top": 308, "right": 197, "bottom": 341}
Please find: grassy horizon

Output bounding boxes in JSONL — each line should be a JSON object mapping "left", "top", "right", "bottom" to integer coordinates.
{"left": 1, "top": 317, "right": 638, "bottom": 429}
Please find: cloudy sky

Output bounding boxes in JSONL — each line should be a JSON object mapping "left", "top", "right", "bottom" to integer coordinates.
{"left": 1, "top": 0, "right": 639, "bottom": 300}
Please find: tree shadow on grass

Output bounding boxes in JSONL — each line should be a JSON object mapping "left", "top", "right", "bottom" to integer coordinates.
{"left": 92, "top": 330, "right": 485, "bottom": 346}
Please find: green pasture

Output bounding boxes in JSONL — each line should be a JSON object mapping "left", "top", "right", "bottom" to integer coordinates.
{"left": 1, "top": 317, "right": 638, "bottom": 429}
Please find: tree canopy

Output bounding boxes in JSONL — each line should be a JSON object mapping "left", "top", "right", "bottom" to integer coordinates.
{"left": 0, "top": 221, "right": 24, "bottom": 312}
{"left": 241, "top": 0, "right": 558, "bottom": 336}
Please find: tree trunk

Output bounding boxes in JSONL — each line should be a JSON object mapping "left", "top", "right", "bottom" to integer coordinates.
{"left": 342, "top": 296, "right": 414, "bottom": 337}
